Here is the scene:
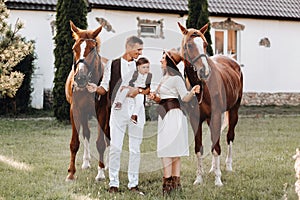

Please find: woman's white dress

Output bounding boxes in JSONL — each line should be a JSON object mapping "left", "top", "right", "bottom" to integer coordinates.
{"left": 157, "top": 75, "right": 190, "bottom": 158}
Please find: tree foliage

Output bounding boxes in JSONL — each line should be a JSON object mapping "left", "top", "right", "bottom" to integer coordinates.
{"left": 53, "top": 0, "right": 88, "bottom": 121}
{"left": 0, "top": 49, "right": 36, "bottom": 115}
{"left": 0, "top": 0, "right": 34, "bottom": 98}
{"left": 186, "top": 0, "right": 213, "bottom": 56}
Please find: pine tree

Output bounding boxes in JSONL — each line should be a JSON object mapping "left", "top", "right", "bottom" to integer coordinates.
{"left": 53, "top": 0, "right": 88, "bottom": 121}
{"left": 186, "top": 0, "right": 213, "bottom": 56}
{"left": 0, "top": 1, "right": 33, "bottom": 98}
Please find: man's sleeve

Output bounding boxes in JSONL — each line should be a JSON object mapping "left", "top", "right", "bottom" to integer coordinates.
{"left": 100, "top": 59, "right": 112, "bottom": 91}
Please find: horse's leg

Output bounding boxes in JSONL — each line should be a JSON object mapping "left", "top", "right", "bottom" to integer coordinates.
{"left": 81, "top": 115, "right": 91, "bottom": 169}
{"left": 209, "top": 112, "right": 223, "bottom": 186}
{"left": 66, "top": 107, "right": 80, "bottom": 181}
{"left": 206, "top": 118, "right": 216, "bottom": 174}
{"left": 208, "top": 111, "right": 228, "bottom": 173}
{"left": 95, "top": 125, "right": 106, "bottom": 181}
{"left": 95, "top": 103, "right": 110, "bottom": 181}
{"left": 192, "top": 118, "right": 204, "bottom": 185}
{"left": 226, "top": 102, "right": 241, "bottom": 172}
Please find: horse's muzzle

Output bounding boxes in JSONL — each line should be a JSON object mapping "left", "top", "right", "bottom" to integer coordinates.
{"left": 74, "top": 74, "right": 89, "bottom": 88}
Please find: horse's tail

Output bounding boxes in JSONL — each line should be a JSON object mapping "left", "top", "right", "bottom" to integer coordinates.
{"left": 65, "top": 70, "right": 74, "bottom": 104}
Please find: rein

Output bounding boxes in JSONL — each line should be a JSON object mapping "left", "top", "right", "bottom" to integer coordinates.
{"left": 183, "top": 58, "right": 206, "bottom": 105}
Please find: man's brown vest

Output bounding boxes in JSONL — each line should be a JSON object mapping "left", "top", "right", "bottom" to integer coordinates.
{"left": 109, "top": 58, "right": 122, "bottom": 102}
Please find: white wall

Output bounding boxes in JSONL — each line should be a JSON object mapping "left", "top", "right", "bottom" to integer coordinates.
{"left": 7, "top": 10, "right": 56, "bottom": 108}
{"left": 211, "top": 17, "right": 300, "bottom": 93}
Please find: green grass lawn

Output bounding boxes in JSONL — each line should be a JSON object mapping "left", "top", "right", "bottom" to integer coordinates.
{"left": 0, "top": 115, "right": 299, "bottom": 199}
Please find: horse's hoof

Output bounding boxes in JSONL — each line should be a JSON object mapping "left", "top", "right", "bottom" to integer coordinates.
{"left": 95, "top": 167, "right": 105, "bottom": 182}
{"left": 215, "top": 178, "right": 223, "bottom": 186}
{"left": 215, "top": 182, "right": 223, "bottom": 187}
{"left": 65, "top": 174, "right": 76, "bottom": 182}
{"left": 193, "top": 176, "right": 203, "bottom": 185}
{"left": 226, "top": 164, "right": 233, "bottom": 172}
{"left": 81, "top": 162, "right": 91, "bottom": 170}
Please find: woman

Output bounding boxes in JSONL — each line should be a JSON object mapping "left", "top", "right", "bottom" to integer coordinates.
{"left": 148, "top": 49, "right": 200, "bottom": 195}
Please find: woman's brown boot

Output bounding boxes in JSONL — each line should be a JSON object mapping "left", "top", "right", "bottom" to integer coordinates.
{"left": 162, "top": 176, "right": 173, "bottom": 195}
{"left": 172, "top": 176, "right": 181, "bottom": 190}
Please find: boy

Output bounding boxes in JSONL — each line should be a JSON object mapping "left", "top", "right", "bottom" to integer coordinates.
{"left": 114, "top": 57, "right": 152, "bottom": 124}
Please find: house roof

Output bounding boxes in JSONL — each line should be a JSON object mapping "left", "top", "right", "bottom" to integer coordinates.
{"left": 88, "top": 0, "right": 188, "bottom": 15}
{"left": 208, "top": 0, "right": 300, "bottom": 20}
{"left": 5, "top": 0, "right": 300, "bottom": 21}
{"left": 5, "top": 0, "right": 57, "bottom": 11}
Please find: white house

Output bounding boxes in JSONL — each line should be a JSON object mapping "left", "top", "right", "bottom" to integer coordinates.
{"left": 5, "top": 0, "right": 300, "bottom": 108}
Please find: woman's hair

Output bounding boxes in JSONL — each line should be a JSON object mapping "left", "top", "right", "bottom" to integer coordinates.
{"left": 164, "top": 52, "right": 182, "bottom": 77}
{"left": 136, "top": 57, "right": 149, "bottom": 66}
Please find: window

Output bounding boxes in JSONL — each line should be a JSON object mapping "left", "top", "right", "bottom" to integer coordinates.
{"left": 212, "top": 18, "right": 244, "bottom": 62}
{"left": 141, "top": 25, "right": 157, "bottom": 36}
{"left": 215, "top": 31, "right": 224, "bottom": 54}
{"left": 227, "top": 30, "right": 237, "bottom": 55}
{"left": 137, "top": 17, "right": 164, "bottom": 39}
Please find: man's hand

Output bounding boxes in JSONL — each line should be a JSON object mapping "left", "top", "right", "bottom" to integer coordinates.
{"left": 86, "top": 83, "right": 106, "bottom": 95}
{"left": 86, "top": 83, "right": 97, "bottom": 93}
{"left": 126, "top": 86, "right": 139, "bottom": 98}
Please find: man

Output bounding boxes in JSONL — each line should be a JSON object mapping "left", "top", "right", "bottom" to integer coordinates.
{"left": 86, "top": 36, "right": 148, "bottom": 195}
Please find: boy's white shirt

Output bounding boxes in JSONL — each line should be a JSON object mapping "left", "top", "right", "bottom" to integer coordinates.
{"left": 134, "top": 72, "right": 148, "bottom": 88}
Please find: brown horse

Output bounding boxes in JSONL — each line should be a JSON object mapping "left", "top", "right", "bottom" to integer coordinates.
{"left": 65, "top": 21, "right": 110, "bottom": 181}
{"left": 178, "top": 22, "right": 243, "bottom": 186}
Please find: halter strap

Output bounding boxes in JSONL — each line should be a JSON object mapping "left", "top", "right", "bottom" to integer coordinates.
{"left": 183, "top": 44, "right": 207, "bottom": 66}
{"left": 183, "top": 43, "right": 211, "bottom": 80}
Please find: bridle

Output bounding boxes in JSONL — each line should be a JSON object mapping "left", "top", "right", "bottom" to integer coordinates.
{"left": 183, "top": 35, "right": 211, "bottom": 81}
{"left": 183, "top": 44, "right": 207, "bottom": 71}
{"left": 73, "top": 38, "right": 102, "bottom": 88}
{"left": 183, "top": 36, "right": 211, "bottom": 104}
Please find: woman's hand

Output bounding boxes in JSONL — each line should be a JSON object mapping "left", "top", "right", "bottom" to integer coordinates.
{"left": 86, "top": 82, "right": 97, "bottom": 93}
{"left": 148, "top": 92, "right": 161, "bottom": 103}
{"left": 191, "top": 85, "right": 201, "bottom": 94}
{"left": 148, "top": 92, "right": 156, "bottom": 100}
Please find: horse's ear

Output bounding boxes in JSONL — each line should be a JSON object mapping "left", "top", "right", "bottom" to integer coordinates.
{"left": 92, "top": 25, "right": 103, "bottom": 38}
{"left": 70, "top": 20, "right": 80, "bottom": 34}
{"left": 199, "top": 23, "right": 209, "bottom": 34}
{"left": 178, "top": 22, "right": 188, "bottom": 35}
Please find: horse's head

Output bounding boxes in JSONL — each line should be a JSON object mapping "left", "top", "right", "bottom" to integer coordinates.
{"left": 178, "top": 22, "right": 211, "bottom": 80}
{"left": 70, "top": 21, "right": 102, "bottom": 88}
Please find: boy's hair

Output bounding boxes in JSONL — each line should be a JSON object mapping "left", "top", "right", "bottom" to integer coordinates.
{"left": 136, "top": 57, "right": 149, "bottom": 66}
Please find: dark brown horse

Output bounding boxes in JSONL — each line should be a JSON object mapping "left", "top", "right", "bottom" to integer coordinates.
{"left": 65, "top": 21, "right": 110, "bottom": 181}
{"left": 178, "top": 22, "right": 243, "bottom": 186}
